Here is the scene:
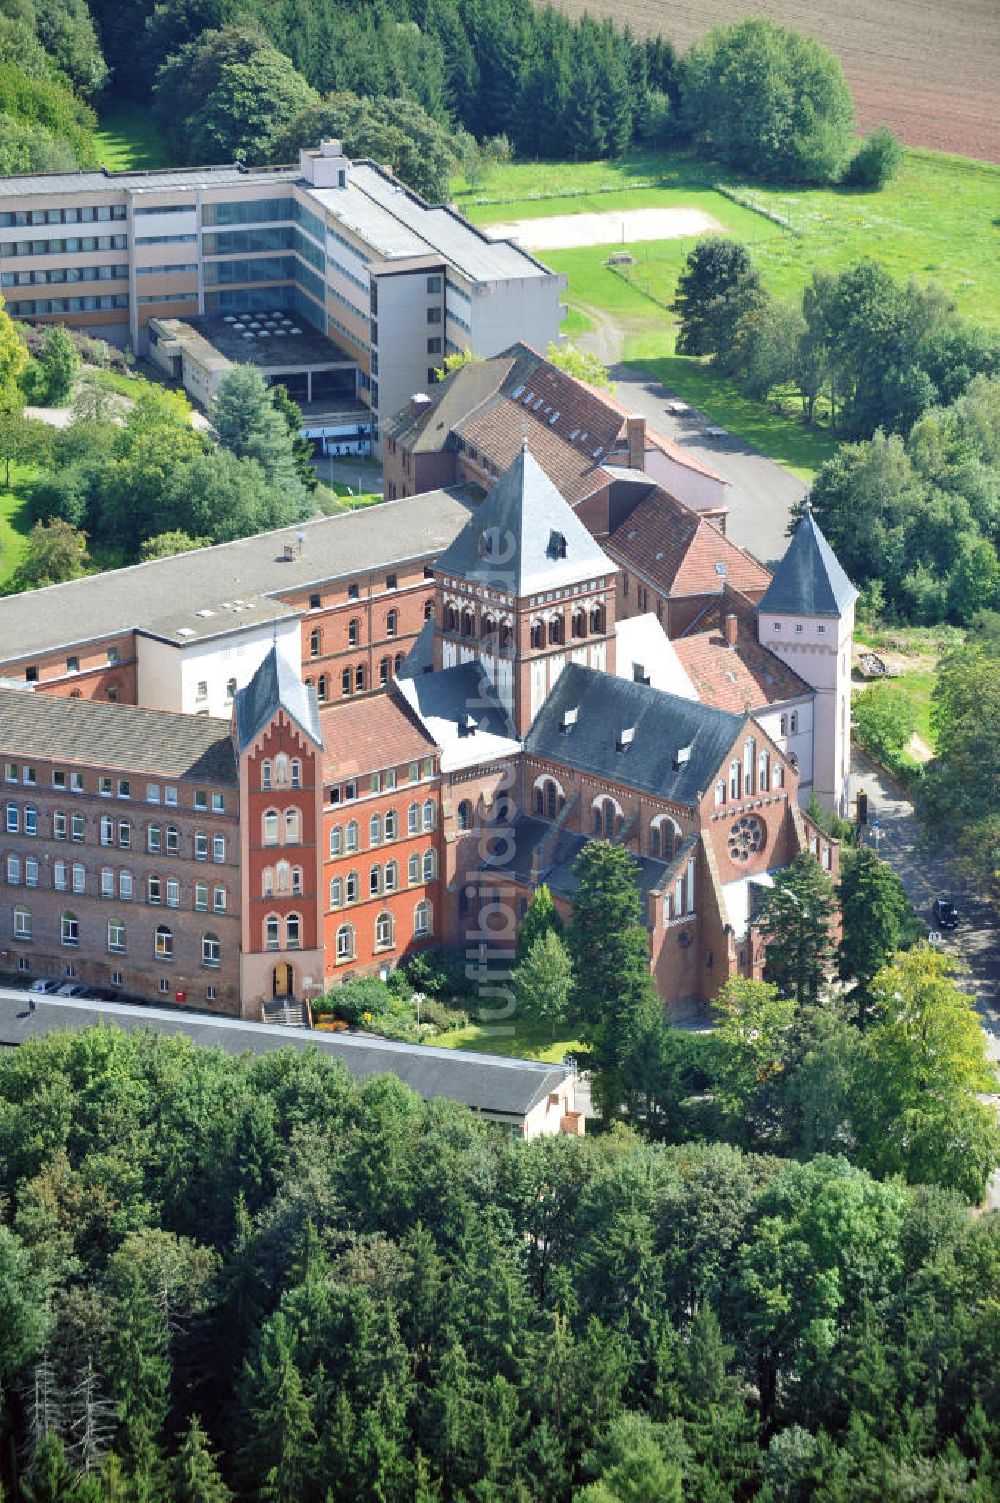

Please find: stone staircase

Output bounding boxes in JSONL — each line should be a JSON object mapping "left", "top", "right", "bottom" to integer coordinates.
{"left": 262, "top": 997, "right": 310, "bottom": 1028}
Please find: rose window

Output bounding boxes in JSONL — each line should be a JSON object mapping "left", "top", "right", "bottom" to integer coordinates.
{"left": 728, "top": 814, "right": 765, "bottom": 863}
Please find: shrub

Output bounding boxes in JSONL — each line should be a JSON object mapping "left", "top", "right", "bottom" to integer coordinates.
{"left": 853, "top": 681, "right": 918, "bottom": 761}
{"left": 844, "top": 127, "right": 903, "bottom": 189}
{"left": 316, "top": 975, "right": 393, "bottom": 1024}
{"left": 419, "top": 998, "right": 469, "bottom": 1032}
{"left": 402, "top": 946, "right": 476, "bottom": 1004}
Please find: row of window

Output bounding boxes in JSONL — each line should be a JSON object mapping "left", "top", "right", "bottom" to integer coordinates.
{"left": 332, "top": 902, "right": 433, "bottom": 962}
{"left": 4, "top": 855, "right": 227, "bottom": 909}
{"left": 4, "top": 294, "right": 129, "bottom": 315}
{"left": 8, "top": 905, "right": 221, "bottom": 965}
{"left": 327, "top": 759, "right": 435, "bottom": 807}
{"left": 5, "top": 805, "right": 228, "bottom": 860}
{"left": 329, "top": 849, "right": 436, "bottom": 907}
{"left": 0, "top": 203, "right": 126, "bottom": 228}
{"left": 441, "top": 605, "right": 606, "bottom": 646}
{"left": 309, "top": 653, "right": 408, "bottom": 701}
{"left": 308, "top": 603, "right": 424, "bottom": 658}
{"left": 2, "top": 265, "right": 127, "bottom": 288}
{"left": 328, "top": 801, "right": 436, "bottom": 855}
{"left": 0, "top": 233, "right": 128, "bottom": 257}
{"left": 262, "top": 808, "right": 303, "bottom": 846}
{"left": 2, "top": 768, "right": 223, "bottom": 809}
{"left": 260, "top": 755, "right": 302, "bottom": 791}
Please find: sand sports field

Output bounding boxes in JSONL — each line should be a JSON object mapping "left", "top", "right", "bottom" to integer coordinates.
{"left": 484, "top": 205, "right": 724, "bottom": 250}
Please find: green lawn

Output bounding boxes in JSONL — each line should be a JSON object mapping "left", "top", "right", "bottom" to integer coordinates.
{"left": 0, "top": 464, "right": 38, "bottom": 588}
{"left": 431, "top": 1019, "right": 584, "bottom": 1064}
{"left": 94, "top": 103, "right": 169, "bottom": 172}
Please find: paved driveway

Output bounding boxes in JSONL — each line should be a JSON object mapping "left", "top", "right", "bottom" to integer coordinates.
{"left": 611, "top": 364, "right": 807, "bottom": 567}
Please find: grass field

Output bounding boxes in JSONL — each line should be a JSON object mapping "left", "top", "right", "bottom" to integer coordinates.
{"left": 94, "top": 103, "right": 169, "bottom": 172}
{"left": 431, "top": 1019, "right": 584, "bottom": 1064}
{"left": 464, "top": 146, "right": 999, "bottom": 480}
{"left": 0, "top": 465, "right": 38, "bottom": 589}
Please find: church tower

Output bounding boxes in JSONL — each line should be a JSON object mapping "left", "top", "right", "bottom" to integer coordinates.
{"left": 431, "top": 441, "right": 617, "bottom": 736}
{"left": 756, "top": 506, "right": 857, "bottom": 815}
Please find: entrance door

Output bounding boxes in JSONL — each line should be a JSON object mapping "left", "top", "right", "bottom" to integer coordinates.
{"left": 272, "top": 962, "right": 294, "bottom": 999}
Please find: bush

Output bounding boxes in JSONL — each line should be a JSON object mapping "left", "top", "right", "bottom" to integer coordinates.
{"left": 419, "top": 998, "right": 469, "bottom": 1032}
{"left": 853, "top": 681, "right": 918, "bottom": 761}
{"left": 844, "top": 127, "right": 903, "bottom": 189}
{"left": 402, "top": 946, "right": 477, "bottom": 1004}
{"left": 315, "top": 975, "right": 394, "bottom": 1024}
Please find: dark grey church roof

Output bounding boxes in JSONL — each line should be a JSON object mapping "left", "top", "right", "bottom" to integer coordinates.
{"left": 759, "top": 507, "right": 857, "bottom": 619}
{"left": 525, "top": 663, "right": 743, "bottom": 804}
{"left": 235, "top": 647, "right": 322, "bottom": 752}
{"left": 433, "top": 441, "right": 611, "bottom": 594}
{"left": 494, "top": 814, "right": 673, "bottom": 908}
{"left": 0, "top": 991, "right": 572, "bottom": 1122}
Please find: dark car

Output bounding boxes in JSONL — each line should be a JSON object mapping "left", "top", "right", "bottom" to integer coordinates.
{"left": 933, "top": 897, "right": 959, "bottom": 930}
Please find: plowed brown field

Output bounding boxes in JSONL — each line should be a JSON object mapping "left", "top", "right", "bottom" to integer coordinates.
{"left": 557, "top": 0, "right": 1000, "bottom": 162}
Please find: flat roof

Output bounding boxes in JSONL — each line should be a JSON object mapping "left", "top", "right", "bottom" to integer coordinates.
{"left": 181, "top": 313, "right": 355, "bottom": 371}
{"left": 0, "top": 686, "right": 236, "bottom": 781}
{"left": 140, "top": 593, "right": 300, "bottom": 646}
{"left": 0, "top": 989, "right": 573, "bottom": 1120}
{"left": 0, "top": 489, "right": 475, "bottom": 665}
{"left": 0, "top": 164, "right": 300, "bottom": 199}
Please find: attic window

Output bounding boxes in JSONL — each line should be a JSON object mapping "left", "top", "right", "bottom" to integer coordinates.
{"left": 548, "top": 529, "right": 567, "bottom": 559}
{"left": 627, "top": 529, "right": 638, "bottom": 541}
{"left": 458, "top": 713, "right": 477, "bottom": 738}
{"left": 715, "top": 563, "right": 726, "bottom": 576}
{"left": 632, "top": 663, "right": 650, "bottom": 685}
{"left": 549, "top": 411, "right": 560, "bottom": 424}
{"left": 561, "top": 707, "right": 578, "bottom": 733}
{"left": 512, "top": 384, "right": 525, "bottom": 399}
{"left": 655, "top": 551, "right": 664, "bottom": 561}
{"left": 673, "top": 744, "right": 692, "bottom": 769}
{"left": 617, "top": 726, "right": 635, "bottom": 751}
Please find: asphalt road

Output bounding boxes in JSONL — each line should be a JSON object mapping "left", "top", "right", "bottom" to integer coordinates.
{"left": 611, "top": 363, "right": 807, "bottom": 567}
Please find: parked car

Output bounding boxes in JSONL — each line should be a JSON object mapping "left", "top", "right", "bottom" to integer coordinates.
{"left": 932, "top": 897, "right": 959, "bottom": 930}
{"left": 54, "top": 981, "right": 88, "bottom": 997}
{"left": 28, "top": 977, "right": 60, "bottom": 995}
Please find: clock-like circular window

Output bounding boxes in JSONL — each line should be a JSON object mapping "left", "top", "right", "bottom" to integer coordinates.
{"left": 728, "top": 814, "right": 765, "bottom": 863}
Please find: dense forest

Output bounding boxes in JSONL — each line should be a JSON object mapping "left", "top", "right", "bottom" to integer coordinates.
{"left": 0, "top": 1023, "right": 999, "bottom": 1503}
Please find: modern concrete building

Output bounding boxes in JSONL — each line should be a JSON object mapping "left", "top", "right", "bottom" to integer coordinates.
{"left": 0, "top": 141, "right": 565, "bottom": 448}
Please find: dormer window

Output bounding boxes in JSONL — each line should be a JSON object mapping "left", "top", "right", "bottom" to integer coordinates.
{"left": 548, "top": 530, "right": 567, "bottom": 559}
{"left": 458, "top": 713, "right": 477, "bottom": 738}
{"left": 561, "top": 707, "right": 578, "bottom": 733}
{"left": 617, "top": 726, "right": 635, "bottom": 751}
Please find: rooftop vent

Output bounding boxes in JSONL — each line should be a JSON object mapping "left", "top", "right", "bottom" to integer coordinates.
{"left": 177, "top": 627, "right": 196, "bottom": 638}
{"left": 561, "top": 707, "right": 578, "bottom": 733}
{"left": 617, "top": 726, "right": 636, "bottom": 751}
{"left": 458, "top": 712, "right": 478, "bottom": 738}
{"left": 547, "top": 529, "right": 567, "bottom": 559}
{"left": 673, "top": 744, "right": 692, "bottom": 770}
{"left": 195, "top": 609, "right": 215, "bottom": 618}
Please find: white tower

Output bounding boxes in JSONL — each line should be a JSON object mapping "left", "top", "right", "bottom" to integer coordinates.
{"left": 756, "top": 506, "right": 857, "bottom": 815}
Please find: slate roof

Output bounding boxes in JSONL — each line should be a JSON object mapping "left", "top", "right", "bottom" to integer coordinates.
{"left": 495, "top": 815, "right": 673, "bottom": 907}
{"left": 759, "top": 507, "right": 858, "bottom": 619}
{"left": 673, "top": 599, "right": 811, "bottom": 711}
{"left": 320, "top": 690, "right": 437, "bottom": 782}
{"left": 0, "top": 489, "right": 474, "bottom": 666}
{"left": 0, "top": 687, "right": 237, "bottom": 783}
{"left": 235, "top": 648, "right": 322, "bottom": 753}
{"left": 383, "top": 342, "right": 723, "bottom": 504}
{"left": 433, "top": 442, "right": 612, "bottom": 595}
{"left": 0, "top": 992, "right": 573, "bottom": 1122}
{"left": 395, "top": 662, "right": 520, "bottom": 774}
{"left": 606, "top": 489, "right": 771, "bottom": 599}
{"left": 525, "top": 663, "right": 744, "bottom": 805}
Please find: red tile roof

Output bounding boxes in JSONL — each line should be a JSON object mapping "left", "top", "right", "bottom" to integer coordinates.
{"left": 320, "top": 689, "right": 438, "bottom": 781}
{"left": 605, "top": 489, "right": 771, "bottom": 599}
{"left": 673, "top": 602, "right": 810, "bottom": 711}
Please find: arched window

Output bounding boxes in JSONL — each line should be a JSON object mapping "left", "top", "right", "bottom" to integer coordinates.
{"left": 71, "top": 862, "right": 85, "bottom": 893}
{"left": 593, "top": 797, "right": 620, "bottom": 838}
{"left": 759, "top": 749, "right": 770, "bottom": 793}
{"left": 202, "top": 932, "right": 221, "bottom": 967}
{"left": 107, "top": 917, "right": 126, "bottom": 953}
{"left": 545, "top": 781, "right": 558, "bottom": 819}
{"left": 394, "top": 652, "right": 404, "bottom": 674}
{"left": 499, "top": 621, "right": 512, "bottom": 650}
{"left": 276, "top": 861, "right": 291, "bottom": 894}
{"left": 292, "top": 867, "right": 303, "bottom": 895}
{"left": 533, "top": 785, "right": 544, "bottom": 816}
{"left": 773, "top": 762, "right": 785, "bottom": 789}
{"left": 370, "top": 812, "right": 382, "bottom": 846}
{"left": 457, "top": 799, "right": 472, "bottom": 831}
{"left": 650, "top": 816, "right": 680, "bottom": 861}
{"left": 61, "top": 910, "right": 79, "bottom": 946}
{"left": 375, "top": 911, "right": 394, "bottom": 950}
{"left": 284, "top": 808, "right": 301, "bottom": 843}
{"left": 548, "top": 615, "right": 564, "bottom": 645}
{"left": 330, "top": 876, "right": 343, "bottom": 908}
{"left": 460, "top": 609, "right": 474, "bottom": 637}
{"left": 422, "top": 799, "right": 435, "bottom": 831}
{"left": 379, "top": 656, "right": 390, "bottom": 687}
{"left": 408, "top": 853, "right": 420, "bottom": 885}
{"left": 263, "top": 868, "right": 274, "bottom": 897}
{"left": 345, "top": 820, "right": 359, "bottom": 853}
{"left": 291, "top": 759, "right": 302, "bottom": 789}
{"left": 336, "top": 922, "right": 354, "bottom": 961}
{"left": 481, "top": 614, "right": 495, "bottom": 640}
{"left": 715, "top": 780, "right": 726, "bottom": 806}
{"left": 386, "top": 608, "right": 398, "bottom": 639}
{"left": 154, "top": 924, "right": 173, "bottom": 960}
{"left": 743, "top": 737, "right": 756, "bottom": 796}
{"left": 261, "top": 759, "right": 272, "bottom": 791}
{"left": 572, "top": 608, "right": 586, "bottom": 638}
{"left": 317, "top": 675, "right": 328, "bottom": 703}
{"left": 369, "top": 864, "right": 382, "bottom": 897}
{"left": 589, "top": 603, "right": 605, "bottom": 634}
{"left": 345, "top": 870, "right": 359, "bottom": 904}
{"left": 341, "top": 668, "right": 352, "bottom": 697}
{"left": 530, "top": 620, "right": 544, "bottom": 650}
{"left": 309, "top": 628, "right": 321, "bottom": 659}
{"left": 263, "top": 809, "right": 279, "bottom": 845}
{"left": 593, "top": 804, "right": 603, "bottom": 835}
{"left": 275, "top": 755, "right": 289, "bottom": 787}
{"left": 444, "top": 604, "right": 458, "bottom": 633}
{"left": 424, "top": 597, "right": 434, "bottom": 622}
{"left": 165, "top": 826, "right": 179, "bottom": 854}
{"left": 414, "top": 900, "right": 433, "bottom": 937}
{"left": 423, "top": 849, "right": 436, "bottom": 881}
{"left": 729, "top": 760, "right": 740, "bottom": 800}
{"left": 385, "top": 860, "right": 398, "bottom": 893}
{"left": 286, "top": 914, "right": 301, "bottom": 950}
{"left": 265, "top": 915, "right": 280, "bottom": 950}
{"left": 329, "top": 826, "right": 342, "bottom": 857}
{"left": 384, "top": 809, "right": 397, "bottom": 840}
{"left": 407, "top": 803, "right": 419, "bottom": 836}
{"left": 355, "top": 665, "right": 366, "bottom": 692}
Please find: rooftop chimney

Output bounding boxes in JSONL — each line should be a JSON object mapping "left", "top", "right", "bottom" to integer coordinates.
{"left": 626, "top": 414, "right": 646, "bottom": 472}
{"left": 410, "top": 392, "right": 433, "bottom": 418}
{"left": 724, "top": 613, "right": 739, "bottom": 647}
